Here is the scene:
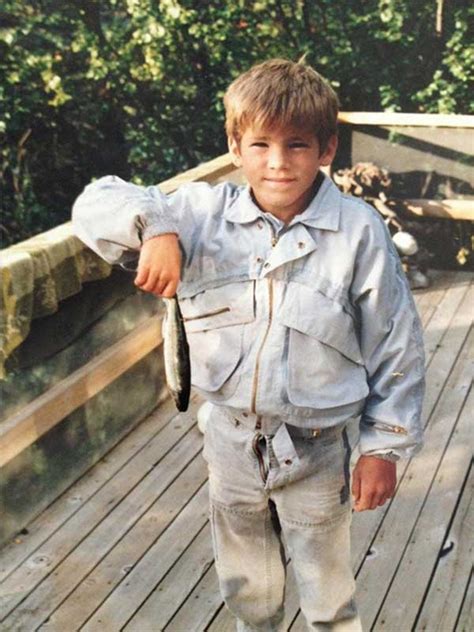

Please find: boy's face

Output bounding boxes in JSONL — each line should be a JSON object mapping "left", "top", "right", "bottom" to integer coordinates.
{"left": 229, "top": 124, "right": 337, "bottom": 223}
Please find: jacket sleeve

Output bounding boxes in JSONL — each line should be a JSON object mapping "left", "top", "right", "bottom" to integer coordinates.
{"left": 71, "top": 175, "right": 180, "bottom": 265}
{"left": 351, "top": 207, "right": 425, "bottom": 460}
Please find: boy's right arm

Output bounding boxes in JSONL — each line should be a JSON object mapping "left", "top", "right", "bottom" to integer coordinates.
{"left": 72, "top": 175, "right": 238, "bottom": 297}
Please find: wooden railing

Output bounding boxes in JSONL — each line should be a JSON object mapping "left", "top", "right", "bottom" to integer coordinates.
{"left": 1, "top": 112, "right": 473, "bottom": 467}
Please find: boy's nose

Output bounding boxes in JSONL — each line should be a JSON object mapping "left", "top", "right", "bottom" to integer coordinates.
{"left": 268, "top": 147, "right": 288, "bottom": 169}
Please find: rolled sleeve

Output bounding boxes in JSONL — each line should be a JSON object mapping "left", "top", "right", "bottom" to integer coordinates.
{"left": 71, "top": 175, "right": 178, "bottom": 264}
{"left": 351, "top": 211, "right": 425, "bottom": 460}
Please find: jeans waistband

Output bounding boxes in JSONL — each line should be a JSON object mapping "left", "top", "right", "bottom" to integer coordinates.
{"left": 220, "top": 407, "right": 345, "bottom": 439}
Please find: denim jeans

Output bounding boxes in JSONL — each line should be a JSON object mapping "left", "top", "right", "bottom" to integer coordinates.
{"left": 202, "top": 405, "right": 362, "bottom": 632}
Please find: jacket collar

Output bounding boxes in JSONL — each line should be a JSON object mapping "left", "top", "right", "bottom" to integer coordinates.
{"left": 223, "top": 172, "right": 341, "bottom": 232}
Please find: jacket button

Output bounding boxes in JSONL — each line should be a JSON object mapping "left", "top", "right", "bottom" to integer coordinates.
{"left": 284, "top": 459, "right": 292, "bottom": 466}
{"left": 256, "top": 256, "right": 263, "bottom": 263}
{"left": 298, "top": 241, "right": 305, "bottom": 249}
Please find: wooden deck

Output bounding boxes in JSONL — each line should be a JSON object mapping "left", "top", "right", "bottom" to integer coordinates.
{"left": 0, "top": 269, "right": 472, "bottom": 632}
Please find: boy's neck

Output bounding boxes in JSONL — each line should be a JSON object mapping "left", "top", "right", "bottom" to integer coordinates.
{"left": 252, "top": 171, "right": 325, "bottom": 225}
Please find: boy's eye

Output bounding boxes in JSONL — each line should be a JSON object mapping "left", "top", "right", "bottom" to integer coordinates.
{"left": 289, "top": 142, "right": 309, "bottom": 149}
{"left": 250, "top": 142, "right": 268, "bottom": 147}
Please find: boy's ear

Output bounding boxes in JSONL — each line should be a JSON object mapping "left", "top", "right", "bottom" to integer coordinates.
{"left": 320, "top": 135, "right": 338, "bottom": 166}
{"left": 228, "top": 136, "right": 242, "bottom": 168}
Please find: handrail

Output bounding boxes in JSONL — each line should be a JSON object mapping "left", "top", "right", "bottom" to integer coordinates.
{"left": 0, "top": 317, "right": 163, "bottom": 467}
{"left": 338, "top": 112, "right": 474, "bottom": 128}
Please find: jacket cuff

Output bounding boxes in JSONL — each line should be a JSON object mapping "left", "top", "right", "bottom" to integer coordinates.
{"left": 366, "top": 451, "right": 400, "bottom": 463}
{"left": 141, "top": 223, "right": 179, "bottom": 242}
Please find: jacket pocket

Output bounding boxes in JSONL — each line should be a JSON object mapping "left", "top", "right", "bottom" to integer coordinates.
{"left": 180, "top": 281, "right": 255, "bottom": 393}
{"left": 278, "top": 283, "right": 369, "bottom": 408}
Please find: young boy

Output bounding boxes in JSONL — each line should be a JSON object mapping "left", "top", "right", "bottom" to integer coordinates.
{"left": 72, "top": 59, "right": 425, "bottom": 631}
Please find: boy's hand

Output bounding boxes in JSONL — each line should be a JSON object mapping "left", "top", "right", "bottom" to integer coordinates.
{"left": 352, "top": 455, "right": 397, "bottom": 512}
{"left": 135, "top": 233, "right": 181, "bottom": 298}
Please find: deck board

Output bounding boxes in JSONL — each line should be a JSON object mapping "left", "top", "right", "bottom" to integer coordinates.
{"left": 370, "top": 387, "right": 472, "bottom": 631}
{"left": 40, "top": 452, "right": 208, "bottom": 631}
{"left": 454, "top": 570, "right": 473, "bottom": 632}
{"left": 0, "top": 395, "right": 187, "bottom": 584}
{"left": 413, "top": 464, "right": 473, "bottom": 632}
{"left": 1, "top": 270, "right": 472, "bottom": 632}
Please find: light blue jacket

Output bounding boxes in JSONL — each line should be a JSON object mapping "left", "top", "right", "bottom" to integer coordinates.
{"left": 72, "top": 173, "right": 425, "bottom": 459}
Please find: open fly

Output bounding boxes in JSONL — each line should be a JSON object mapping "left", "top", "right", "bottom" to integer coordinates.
{"left": 162, "top": 297, "right": 191, "bottom": 412}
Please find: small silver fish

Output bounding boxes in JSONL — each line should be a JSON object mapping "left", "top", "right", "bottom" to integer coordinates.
{"left": 162, "top": 296, "right": 191, "bottom": 412}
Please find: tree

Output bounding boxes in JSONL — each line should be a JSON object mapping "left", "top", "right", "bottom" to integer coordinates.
{"left": 1, "top": 0, "right": 471, "bottom": 245}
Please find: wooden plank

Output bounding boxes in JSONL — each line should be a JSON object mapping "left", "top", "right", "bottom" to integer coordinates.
{"left": 413, "top": 270, "right": 457, "bottom": 329}
{"left": 165, "top": 564, "right": 222, "bottom": 632}
{"left": 422, "top": 273, "right": 472, "bottom": 368}
{"left": 354, "top": 328, "right": 473, "bottom": 629}
{"left": 373, "top": 391, "right": 473, "bottom": 631}
{"left": 455, "top": 571, "right": 473, "bottom": 632}
{"left": 422, "top": 282, "right": 473, "bottom": 424}
{"left": 403, "top": 199, "right": 474, "bottom": 221}
{"left": 123, "top": 523, "right": 214, "bottom": 631}
{"left": 39, "top": 452, "right": 208, "bottom": 632}
{"left": 0, "top": 401, "right": 201, "bottom": 622}
{"left": 0, "top": 316, "right": 163, "bottom": 467}
{"left": 412, "top": 269, "right": 449, "bottom": 327}
{"left": 415, "top": 468, "right": 473, "bottom": 631}
{"left": 2, "top": 427, "right": 204, "bottom": 631}
{"left": 337, "top": 112, "right": 474, "bottom": 128}
{"left": 0, "top": 395, "right": 194, "bottom": 583}
{"left": 81, "top": 483, "right": 210, "bottom": 631}
{"left": 2, "top": 428, "right": 204, "bottom": 631}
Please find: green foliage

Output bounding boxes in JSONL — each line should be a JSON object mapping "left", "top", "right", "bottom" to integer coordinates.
{"left": 1, "top": 0, "right": 472, "bottom": 245}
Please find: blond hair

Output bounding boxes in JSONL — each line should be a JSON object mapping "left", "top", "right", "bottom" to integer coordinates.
{"left": 224, "top": 58, "right": 339, "bottom": 152}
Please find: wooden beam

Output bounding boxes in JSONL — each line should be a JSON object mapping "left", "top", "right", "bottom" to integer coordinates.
{"left": 159, "top": 153, "right": 236, "bottom": 194}
{"left": 403, "top": 198, "right": 474, "bottom": 220}
{"left": 338, "top": 112, "right": 474, "bottom": 128}
{"left": 0, "top": 317, "right": 163, "bottom": 468}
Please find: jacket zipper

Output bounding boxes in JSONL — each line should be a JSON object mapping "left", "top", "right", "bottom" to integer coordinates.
{"left": 364, "top": 420, "right": 408, "bottom": 435}
{"left": 251, "top": 278, "right": 274, "bottom": 414}
{"left": 250, "top": 228, "right": 278, "bottom": 415}
{"left": 182, "top": 306, "right": 230, "bottom": 322}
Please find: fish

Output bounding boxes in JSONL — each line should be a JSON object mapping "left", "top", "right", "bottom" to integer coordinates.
{"left": 162, "top": 296, "right": 191, "bottom": 412}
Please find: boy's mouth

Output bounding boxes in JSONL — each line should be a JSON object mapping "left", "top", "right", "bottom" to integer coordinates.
{"left": 264, "top": 178, "right": 296, "bottom": 184}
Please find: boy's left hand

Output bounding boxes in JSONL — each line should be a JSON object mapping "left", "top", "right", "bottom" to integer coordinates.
{"left": 352, "top": 455, "right": 397, "bottom": 512}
